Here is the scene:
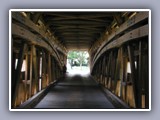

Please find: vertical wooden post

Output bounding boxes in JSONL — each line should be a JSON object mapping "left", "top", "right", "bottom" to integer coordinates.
{"left": 54, "top": 61, "right": 57, "bottom": 80}
{"left": 103, "top": 55, "right": 107, "bottom": 86}
{"left": 144, "top": 42, "right": 149, "bottom": 108}
{"left": 119, "top": 47, "right": 124, "bottom": 98}
{"left": 57, "top": 66, "right": 60, "bottom": 79}
{"left": 94, "top": 64, "right": 97, "bottom": 80}
{"left": 29, "top": 46, "right": 33, "bottom": 97}
{"left": 24, "top": 46, "right": 28, "bottom": 100}
{"left": 111, "top": 51, "right": 117, "bottom": 92}
{"left": 100, "top": 58, "right": 103, "bottom": 83}
{"left": 51, "top": 57, "right": 55, "bottom": 82}
{"left": 12, "top": 43, "right": 27, "bottom": 107}
{"left": 127, "top": 45, "right": 137, "bottom": 108}
{"left": 37, "top": 51, "right": 42, "bottom": 91}
{"left": 11, "top": 52, "right": 16, "bottom": 101}
{"left": 48, "top": 53, "right": 52, "bottom": 84}
{"left": 114, "top": 48, "right": 121, "bottom": 94}
{"left": 121, "top": 47, "right": 127, "bottom": 101}
{"left": 99, "top": 59, "right": 102, "bottom": 83}
{"left": 42, "top": 51, "right": 46, "bottom": 89}
{"left": 123, "top": 56, "right": 128, "bottom": 101}
{"left": 32, "top": 45, "right": 38, "bottom": 94}
{"left": 101, "top": 56, "right": 104, "bottom": 84}
{"left": 107, "top": 51, "right": 112, "bottom": 89}
{"left": 137, "top": 41, "right": 142, "bottom": 108}
{"left": 96, "top": 61, "right": 99, "bottom": 82}
{"left": 105, "top": 56, "right": 109, "bottom": 87}
{"left": 102, "top": 55, "right": 107, "bottom": 85}
{"left": 96, "top": 64, "right": 98, "bottom": 81}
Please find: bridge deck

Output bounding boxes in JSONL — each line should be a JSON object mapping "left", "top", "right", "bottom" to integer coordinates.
{"left": 34, "top": 73, "right": 115, "bottom": 109}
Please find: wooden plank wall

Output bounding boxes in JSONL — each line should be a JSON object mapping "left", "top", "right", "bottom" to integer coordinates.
{"left": 12, "top": 43, "right": 65, "bottom": 108}
{"left": 11, "top": 12, "right": 67, "bottom": 108}
{"left": 91, "top": 12, "right": 149, "bottom": 109}
{"left": 92, "top": 40, "right": 149, "bottom": 108}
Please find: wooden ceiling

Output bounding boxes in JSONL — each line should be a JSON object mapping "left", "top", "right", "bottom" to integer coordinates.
{"left": 42, "top": 12, "right": 114, "bottom": 50}
{"left": 37, "top": 12, "right": 125, "bottom": 50}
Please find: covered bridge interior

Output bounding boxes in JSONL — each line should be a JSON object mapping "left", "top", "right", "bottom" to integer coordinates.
{"left": 10, "top": 10, "right": 149, "bottom": 110}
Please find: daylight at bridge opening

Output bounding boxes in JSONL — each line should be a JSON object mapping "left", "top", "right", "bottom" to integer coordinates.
{"left": 66, "top": 51, "right": 90, "bottom": 74}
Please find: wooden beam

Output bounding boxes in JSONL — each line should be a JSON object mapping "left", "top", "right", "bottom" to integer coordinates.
{"left": 99, "top": 58, "right": 103, "bottom": 83}
{"left": 12, "top": 43, "right": 27, "bottom": 107}
{"left": 91, "top": 12, "right": 148, "bottom": 64}
{"left": 44, "top": 12, "right": 113, "bottom": 18}
{"left": 122, "top": 48, "right": 128, "bottom": 101}
{"left": 100, "top": 56, "right": 104, "bottom": 84}
{"left": 32, "top": 45, "right": 38, "bottom": 94}
{"left": 144, "top": 42, "right": 149, "bottom": 108}
{"left": 54, "top": 61, "right": 57, "bottom": 80}
{"left": 11, "top": 52, "right": 16, "bottom": 101}
{"left": 12, "top": 12, "right": 67, "bottom": 55}
{"left": 113, "top": 13, "right": 123, "bottom": 26}
{"left": 46, "top": 17, "right": 109, "bottom": 22}
{"left": 51, "top": 25, "right": 105, "bottom": 30}
{"left": 91, "top": 24, "right": 148, "bottom": 71}
{"left": 51, "top": 57, "right": 56, "bottom": 82}
{"left": 38, "top": 51, "right": 41, "bottom": 91}
{"left": 42, "top": 50, "right": 47, "bottom": 89}
{"left": 48, "top": 53, "right": 52, "bottom": 84}
{"left": 127, "top": 45, "right": 137, "bottom": 108}
{"left": 104, "top": 55, "right": 108, "bottom": 87}
{"left": 24, "top": 46, "right": 28, "bottom": 100}
{"left": 114, "top": 48, "right": 121, "bottom": 94}
{"left": 111, "top": 51, "right": 117, "bottom": 92}
{"left": 111, "top": 12, "right": 148, "bottom": 47}
{"left": 137, "top": 41, "right": 142, "bottom": 108}
{"left": 32, "top": 13, "right": 41, "bottom": 24}
{"left": 47, "top": 20, "right": 108, "bottom": 26}
{"left": 54, "top": 29, "right": 103, "bottom": 33}
{"left": 12, "top": 23, "right": 63, "bottom": 68}
{"left": 102, "top": 55, "right": 107, "bottom": 85}
{"left": 119, "top": 47, "right": 124, "bottom": 98}
{"left": 29, "top": 45, "right": 33, "bottom": 97}
{"left": 106, "top": 51, "right": 112, "bottom": 89}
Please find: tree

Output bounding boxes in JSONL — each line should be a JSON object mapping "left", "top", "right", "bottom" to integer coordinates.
{"left": 67, "top": 51, "right": 89, "bottom": 69}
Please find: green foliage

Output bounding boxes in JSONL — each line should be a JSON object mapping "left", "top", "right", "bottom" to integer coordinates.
{"left": 67, "top": 51, "right": 89, "bottom": 66}
{"left": 67, "top": 51, "right": 79, "bottom": 59}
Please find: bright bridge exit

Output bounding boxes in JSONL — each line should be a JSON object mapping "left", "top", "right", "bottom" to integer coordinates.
{"left": 67, "top": 51, "right": 90, "bottom": 75}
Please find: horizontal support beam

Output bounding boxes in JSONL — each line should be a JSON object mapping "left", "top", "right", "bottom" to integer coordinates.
{"left": 50, "top": 25, "right": 105, "bottom": 30}
{"left": 47, "top": 19, "right": 109, "bottom": 25}
{"left": 12, "top": 23, "right": 63, "bottom": 69}
{"left": 64, "top": 40, "right": 92, "bottom": 43}
{"left": 46, "top": 16, "right": 110, "bottom": 22}
{"left": 91, "top": 12, "right": 148, "bottom": 64}
{"left": 43, "top": 12, "right": 114, "bottom": 18}
{"left": 12, "top": 12, "right": 67, "bottom": 55}
{"left": 53, "top": 29, "right": 103, "bottom": 33}
{"left": 91, "top": 24, "right": 148, "bottom": 71}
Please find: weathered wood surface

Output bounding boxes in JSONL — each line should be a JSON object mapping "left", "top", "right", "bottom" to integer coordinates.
{"left": 29, "top": 45, "right": 33, "bottom": 97}
{"left": 137, "top": 41, "right": 142, "bottom": 108}
{"left": 90, "top": 12, "right": 148, "bottom": 58}
{"left": 91, "top": 24, "right": 148, "bottom": 71}
{"left": 34, "top": 74, "right": 115, "bottom": 109}
{"left": 12, "top": 43, "right": 27, "bottom": 107}
{"left": 32, "top": 45, "right": 38, "bottom": 93}
{"left": 127, "top": 45, "right": 137, "bottom": 107}
{"left": 12, "top": 23, "right": 63, "bottom": 69}
{"left": 12, "top": 12, "right": 67, "bottom": 55}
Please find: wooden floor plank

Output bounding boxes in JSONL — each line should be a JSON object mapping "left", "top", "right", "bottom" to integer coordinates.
{"left": 34, "top": 73, "right": 115, "bottom": 109}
